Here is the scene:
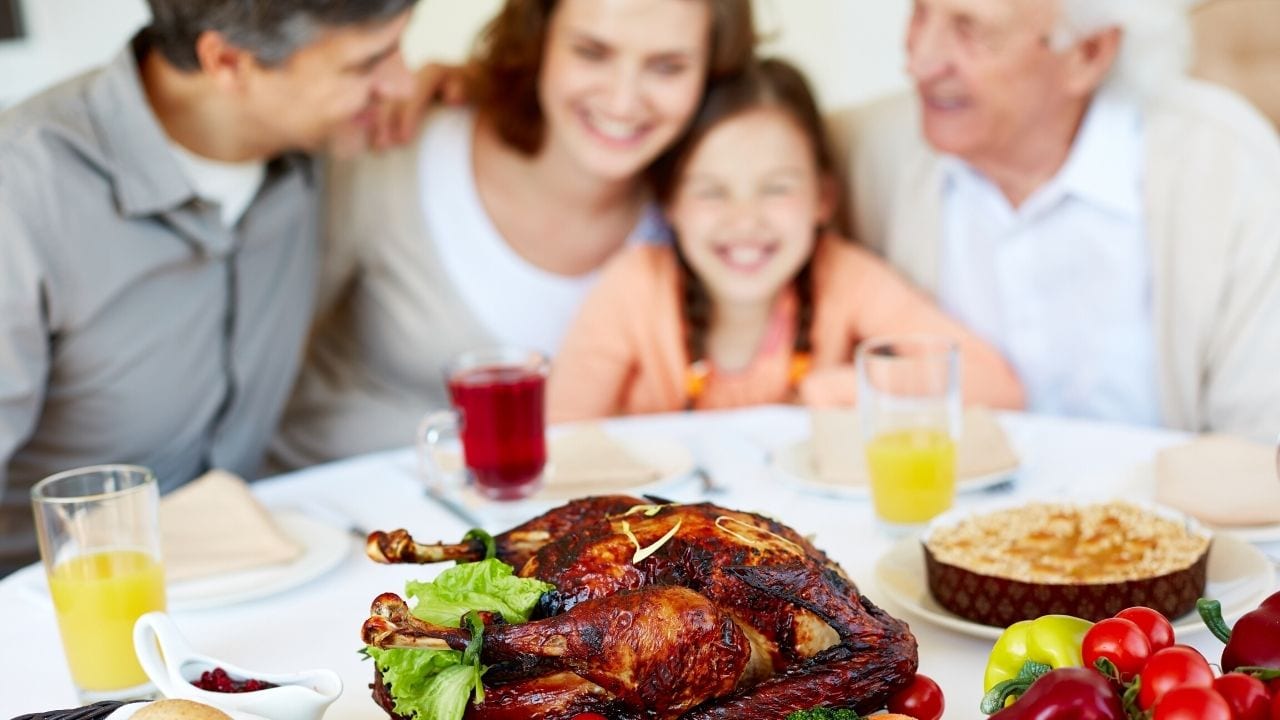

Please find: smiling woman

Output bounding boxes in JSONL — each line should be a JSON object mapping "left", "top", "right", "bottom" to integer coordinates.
{"left": 270, "top": 0, "right": 758, "bottom": 471}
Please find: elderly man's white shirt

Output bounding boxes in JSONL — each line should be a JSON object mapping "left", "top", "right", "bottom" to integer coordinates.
{"left": 938, "top": 92, "right": 1161, "bottom": 425}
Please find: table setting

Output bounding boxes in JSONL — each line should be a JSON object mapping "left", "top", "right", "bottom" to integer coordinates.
{"left": 4, "top": 349, "right": 1280, "bottom": 719}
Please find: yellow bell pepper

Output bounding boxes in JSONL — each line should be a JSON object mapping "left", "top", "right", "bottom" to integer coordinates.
{"left": 984, "top": 615, "right": 1094, "bottom": 698}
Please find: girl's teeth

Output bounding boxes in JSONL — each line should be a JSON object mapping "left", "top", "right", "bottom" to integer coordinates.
{"left": 727, "top": 246, "right": 766, "bottom": 266}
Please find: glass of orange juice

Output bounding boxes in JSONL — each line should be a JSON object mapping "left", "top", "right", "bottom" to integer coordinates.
{"left": 856, "top": 336, "right": 960, "bottom": 533}
{"left": 32, "top": 465, "right": 166, "bottom": 702}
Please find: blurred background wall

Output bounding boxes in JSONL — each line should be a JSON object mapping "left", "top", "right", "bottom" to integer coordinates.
{"left": 0, "top": 0, "right": 912, "bottom": 110}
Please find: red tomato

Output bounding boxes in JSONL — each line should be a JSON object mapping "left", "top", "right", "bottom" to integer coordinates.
{"left": 1138, "top": 645, "right": 1215, "bottom": 710}
{"left": 569, "top": 714, "right": 608, "bottom": 720}
{"left": 1153, "top": 686, "right": 1233, "bottom": 720}
{"left": 1083, "top": 617, "right": 1152, "bottom": 680}
{"left": 1214, "top": 673, "right": 1271, "bottom": 720}
{"left": 1115, "top": 606, "right": 1176, "bottom": 653}
{"left": 886, "top": 673, "right": 945, "bottom": 720}
{"left": 1272, "top": 690, "right": 1280, "bottom": 720}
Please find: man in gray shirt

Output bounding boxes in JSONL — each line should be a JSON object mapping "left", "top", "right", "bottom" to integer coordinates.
{"left": 0, "top": 0, "right": 418, "bottom": 574}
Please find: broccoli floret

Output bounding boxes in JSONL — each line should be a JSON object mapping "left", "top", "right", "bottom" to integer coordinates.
{"left": 784, "top": 709, "right": 861, "bottom": 720}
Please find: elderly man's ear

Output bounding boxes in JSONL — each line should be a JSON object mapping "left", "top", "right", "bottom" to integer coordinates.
{"left": 1062, "top": 27, "right": 1123, "bottom": 98}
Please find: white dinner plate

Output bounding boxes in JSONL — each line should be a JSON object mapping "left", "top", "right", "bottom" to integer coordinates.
{"left": 1217, "top": 523, "right": 1280, "bottom": 544}
{"left": 167, "top": 511, "right": 351, "bottom": 609}
{"left": 873, "top": 532, "right": 1276, "bottom": 640}
{"left": 540, "top": 431, "right": 697, "bottom": 501}
{"left": 770, "top": 439, "right": 1017, "bottom": 500}
{"left": 1115, "top": 462, "right": 1280, "bottom": 544}
{"left": 434, "top": 432, "right": 698, "bottom": 504}
{"left": 15, "top": 511, "right": 351, "bottom": 611}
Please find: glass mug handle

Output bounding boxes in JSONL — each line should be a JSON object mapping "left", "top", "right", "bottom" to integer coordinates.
{"left": 417, "top": 409, "right": 464, "bottom": 494}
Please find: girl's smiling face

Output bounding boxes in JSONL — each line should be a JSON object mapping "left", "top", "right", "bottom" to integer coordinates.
{"left": 669, "top": 106, "right": 834, "bottom": 305}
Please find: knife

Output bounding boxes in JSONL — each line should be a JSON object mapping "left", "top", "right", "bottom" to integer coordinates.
{"left": 424, "top": 484, "right": 486, "bottom": 529}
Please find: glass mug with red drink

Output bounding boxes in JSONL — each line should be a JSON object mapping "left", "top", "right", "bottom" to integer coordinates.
{"left": 418, "top": 348, "right": 550, "bottom": 501}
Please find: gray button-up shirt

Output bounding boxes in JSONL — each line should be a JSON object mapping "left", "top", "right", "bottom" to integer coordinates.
{"left": 0, "top": 38, "right": 319, "bottom": 569}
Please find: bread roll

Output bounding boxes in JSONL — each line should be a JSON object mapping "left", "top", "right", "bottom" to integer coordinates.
{"left": 133, "top": 699, "right": 233, "bottom": 720}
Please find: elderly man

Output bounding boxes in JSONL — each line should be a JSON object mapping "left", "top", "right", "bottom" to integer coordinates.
{"left": 832, "top": 0, "right": 1280, "bottom": 441}
{"left": 0, "top": 0, "right": 417, "bottom": 574}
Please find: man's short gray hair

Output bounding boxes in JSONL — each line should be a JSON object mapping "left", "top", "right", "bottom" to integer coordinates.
{"left": 1052, "top": 0, "right": 1194, "bottom": 98}
{"left": 145, "top": 0, "right": 416, "bottom": 72}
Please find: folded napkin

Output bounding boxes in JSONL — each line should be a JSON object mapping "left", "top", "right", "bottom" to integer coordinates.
{"left": 160, "top": 470, "right": 302, "bottom": 582}
{"left": 809, "top": 406, "right": 1019, "bottom": 488}
{"left": 1155, "top": 434, "right": 1280, "bottom": 527}
{"left": 541, "top": 425, "right": 661, "bottom": 499}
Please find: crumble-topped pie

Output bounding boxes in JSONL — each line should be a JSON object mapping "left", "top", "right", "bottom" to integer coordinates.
{"left": 922, "top": 501, "right": 1212, "bottom": 625}
{"left": 925, "top": 501, "right": 1210, "bottom": 584}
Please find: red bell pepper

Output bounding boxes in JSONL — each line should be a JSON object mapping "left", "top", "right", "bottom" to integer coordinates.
{"left": 986, "top": 668, "right": 1126, "bottom": 720}
{"left": 1198, "top": 593, "right": 1280, "bottom": 672}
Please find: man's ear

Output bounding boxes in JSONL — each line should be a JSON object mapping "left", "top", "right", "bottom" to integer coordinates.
{"left": 1064, "top": 26, "right": 1121, "bottom": 98}
{"left": 193, "top": 30, "right": 256, "bottom": 92}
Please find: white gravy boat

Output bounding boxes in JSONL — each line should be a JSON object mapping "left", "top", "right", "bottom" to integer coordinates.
{"left": 133, "top": 612, "right": 342, "bottom": 720}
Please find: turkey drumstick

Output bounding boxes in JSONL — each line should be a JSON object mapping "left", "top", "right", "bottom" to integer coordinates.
{"left": 364, "top": 586, "right": 751, "bottom": 718}
{"left": 681, "top": 564, "right": 918, "bottom": 718}
{"left": 366, "top": 495, "right": 646, "bottom": 567}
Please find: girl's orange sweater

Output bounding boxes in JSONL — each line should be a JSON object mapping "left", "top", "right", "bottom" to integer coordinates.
{"left": 548, "top": 234, "right": 1024, "bottom": 422}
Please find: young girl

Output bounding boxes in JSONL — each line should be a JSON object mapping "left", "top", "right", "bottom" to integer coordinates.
{"left": 548, "top": 58, "right": 1025, "bottom": 421}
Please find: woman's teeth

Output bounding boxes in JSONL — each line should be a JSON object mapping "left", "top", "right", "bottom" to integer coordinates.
{"left": 587, "top": 114, "right": 644, "bottom": 141}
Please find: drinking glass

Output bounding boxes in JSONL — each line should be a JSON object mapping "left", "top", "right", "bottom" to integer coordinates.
{"left": 418, "top": 348, "right": 550, "bottom": 501}
{"left": 32, "top": 465, "right": 166, "bottom": 702}
{"left": 856, "top": 336, "right": 961, "bottom": 532}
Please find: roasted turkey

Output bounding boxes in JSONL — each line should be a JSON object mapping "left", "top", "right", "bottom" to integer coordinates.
{"left": 363, "top": 496, "right": 918, "bottom": 719}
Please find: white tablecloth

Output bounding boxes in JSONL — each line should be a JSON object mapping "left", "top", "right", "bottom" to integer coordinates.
{"left": 2, "top": 406, "right": 1275, "bottom": 718}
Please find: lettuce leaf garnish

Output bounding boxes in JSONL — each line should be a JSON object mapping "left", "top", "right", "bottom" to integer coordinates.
{"left": 366, "top": 558, "right": 554, "bottom": 720}
{"left": 367, "top": 647, "right": 479, "bottom": 720}
{"left": 405, "top": 557, "right": 553, "bottom": 627}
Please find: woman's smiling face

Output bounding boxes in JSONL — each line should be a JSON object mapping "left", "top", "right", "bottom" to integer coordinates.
{"left": 537, "top": 0, "right": 713, "bottom": 182}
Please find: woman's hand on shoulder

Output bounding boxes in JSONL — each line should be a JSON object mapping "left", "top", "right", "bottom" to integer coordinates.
{"left": 369, "top": 61, "right": 469, "bottom": 151}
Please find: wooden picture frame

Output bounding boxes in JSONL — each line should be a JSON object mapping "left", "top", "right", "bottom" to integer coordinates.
{"left": 0, "top": 0, "right": 24, "bottom": 41}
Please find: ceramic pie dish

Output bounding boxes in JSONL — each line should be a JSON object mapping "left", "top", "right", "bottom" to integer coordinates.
{"left": 921, "top": 501, "right": 1212, "bottom": 626}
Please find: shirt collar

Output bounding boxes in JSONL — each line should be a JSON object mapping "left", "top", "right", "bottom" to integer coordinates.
{"left": 1052, "top": 90, "right": 1144, "bottom": 218}
{"left": 84, "top": 33, "right": 197, "bottom": 218}
{"left": 83, "top": 32, "right": 316, "bottom": 219}
{"left": 939, "top": 90, "right": 1144, "bottom": 220}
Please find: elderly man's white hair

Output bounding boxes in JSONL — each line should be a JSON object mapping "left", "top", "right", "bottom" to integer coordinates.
{"left": 1053, "top": 0, "right": 1195, "bottom": 98}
